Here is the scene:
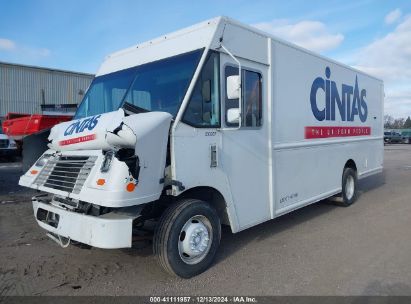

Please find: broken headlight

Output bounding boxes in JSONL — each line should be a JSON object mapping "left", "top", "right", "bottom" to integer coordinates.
{"left": 35, "top": 154, "right": 51, "bottom": 167}
{"left": 100, "top": 150, "right": 115, "bottom": 173}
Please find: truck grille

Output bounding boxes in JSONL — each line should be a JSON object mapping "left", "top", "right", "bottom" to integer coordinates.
{"left": 0, "top": 139, "right": 9, "bottom": 148}
{"left": 34, "top": 155, "right": 97, "bottom": 194}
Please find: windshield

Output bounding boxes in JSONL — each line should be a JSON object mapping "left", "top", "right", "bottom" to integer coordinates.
{"left": 75, "top": 49, "right": 203, "bottom": 119}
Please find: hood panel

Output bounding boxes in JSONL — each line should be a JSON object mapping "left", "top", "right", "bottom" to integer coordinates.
{"left": 48, "top": 110, "right": 124, "bottom": 151}
{"left": 48, "top": 109, "right": 172, "bottom": 152}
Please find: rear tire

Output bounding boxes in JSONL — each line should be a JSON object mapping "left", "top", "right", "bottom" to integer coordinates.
{"left": 153, "top": 198, "right": 221, "bottom": 278}
{"left": 341, "top": 167, "right": 358, "bottom": 206}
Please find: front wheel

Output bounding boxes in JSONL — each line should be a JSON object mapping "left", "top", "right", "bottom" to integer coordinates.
{"left": 341, "top": 167, "right": 358, "bottom": 206}
{"left": 153, "top": 199, "right": 221, "bottom": 278}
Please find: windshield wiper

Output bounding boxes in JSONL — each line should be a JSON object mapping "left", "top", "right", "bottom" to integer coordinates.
{"left": 122, "top": 101, "right": 150, "bottom": 115}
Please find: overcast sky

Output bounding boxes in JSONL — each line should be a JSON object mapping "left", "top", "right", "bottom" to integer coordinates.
{"left": 0, "top": 0, "right": 410, "bottom": 118}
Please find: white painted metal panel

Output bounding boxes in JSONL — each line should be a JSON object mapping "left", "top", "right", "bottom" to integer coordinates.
{"left": 271, "top": 40, "right": 383, "bottom": 215}
{"left": 273, "top": 41, "right": 383, "bottom": 145}
{"left": 216, "top": 23, "right": 269, "bottom": 65}
{"left": 97, "top": 19, "right": 222, "bottom": 76}
{"left": 172, "top": 123, "right": 240, "bottom": 232}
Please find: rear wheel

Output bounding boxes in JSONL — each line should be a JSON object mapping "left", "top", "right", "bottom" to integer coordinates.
{"left": 341, "top": 167, "right": 358, "bottom": 206}
{"left": 153, "top": 198, "right": 221, "bottom": 278}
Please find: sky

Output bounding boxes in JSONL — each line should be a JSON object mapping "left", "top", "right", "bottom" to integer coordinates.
{"left": 0, "top": 0, "right": 410, "bottom": 118}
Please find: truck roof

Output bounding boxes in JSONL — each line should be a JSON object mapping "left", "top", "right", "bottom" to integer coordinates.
{"left": 97, "top": 16, "right": 383, "bottom": 83}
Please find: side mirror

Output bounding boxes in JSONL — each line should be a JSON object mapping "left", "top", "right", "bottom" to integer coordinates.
{"left": 227, "top": 108, "right": 240, "bottom": 124}
{"left": 226, "top": 75, "right": 240, "bottom": 99}
{"left": 201, "top": 80, "right": 211, "bottom": 103}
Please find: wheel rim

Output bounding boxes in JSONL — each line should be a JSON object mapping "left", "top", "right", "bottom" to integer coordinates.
{"left": 345, "top": 175, "right": 355, "bottom": 200}
{"left": 178, "top": 215, "right": 213, "bottom": 265}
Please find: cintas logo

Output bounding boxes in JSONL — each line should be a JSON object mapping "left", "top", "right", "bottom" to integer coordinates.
{"left": 310, "top": 67, "right": 368, "bottom": 122}
{"left": 64, "top": 115, "right": 101, "bottom": 136}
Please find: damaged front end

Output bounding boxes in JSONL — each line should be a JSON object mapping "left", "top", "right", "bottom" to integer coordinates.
{"left": 20, "top": 108, "right": 172, "bottom": 207}
{"left": 19, "top": 109, "right": 172, "bottom": 248}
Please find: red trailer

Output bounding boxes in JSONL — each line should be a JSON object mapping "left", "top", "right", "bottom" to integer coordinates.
{"left": 1, "top": 104, "right": 76, "bottom": 153}
{"left": 2, "top": 113, "right": 72, "bottom": 140}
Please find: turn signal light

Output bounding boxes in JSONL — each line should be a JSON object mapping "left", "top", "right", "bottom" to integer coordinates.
{"left": 30, "top": 170, "right": 38, "bottom": 175}
{"left": 126, "top": 182, "right": 136, "bottom": 192}
{"left": 97, "top": 179, "right": 106, "bottom": 186}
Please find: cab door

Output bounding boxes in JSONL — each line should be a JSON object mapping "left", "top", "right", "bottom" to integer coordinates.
{"left": 219, "top": 54, "right": 271, "bottom": 230}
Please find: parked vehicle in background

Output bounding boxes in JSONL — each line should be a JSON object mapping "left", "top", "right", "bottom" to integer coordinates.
{"left": 384, "top": 131, "right": 403, "bottom": 144}
{"left": 0, "top": 124, "right": 18, "bottom": 160}
{"left": 2, "top": 104, "right": 76, "bottom": 155}
{"left": 401, "top": 131, "right": 411, "bottom": 144}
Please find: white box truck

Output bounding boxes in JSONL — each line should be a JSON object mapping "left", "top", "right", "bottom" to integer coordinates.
{"left": 19, "top": 16, "right": 384, "bottom": 278}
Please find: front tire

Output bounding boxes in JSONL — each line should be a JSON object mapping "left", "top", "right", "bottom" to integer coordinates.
{"left": 153, "top": 199, "right": 221, "bottom": 278}
{"left": 341, "top": 167, "right": 358, "bottom": 206}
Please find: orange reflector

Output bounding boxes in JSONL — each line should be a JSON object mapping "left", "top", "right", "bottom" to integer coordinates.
{"left": 97, "top": 179, "right": 106, "bottom": 186}
{"left": 126, "top": 182, "right": 136, "bottom": 192}
{"left": 30, "top": 170, "right": 38, "bottom": 175}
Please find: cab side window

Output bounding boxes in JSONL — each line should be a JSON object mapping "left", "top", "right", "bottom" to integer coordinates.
{"left": 243, "top": 70, "right": 262, "bottom": 127}
{"left": 183, "top": 52, "right": 220, "bottom": 127}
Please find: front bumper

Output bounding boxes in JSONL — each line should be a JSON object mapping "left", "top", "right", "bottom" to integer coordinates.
{"left": 32, "top": 196, "right": 143, "bottom": 249}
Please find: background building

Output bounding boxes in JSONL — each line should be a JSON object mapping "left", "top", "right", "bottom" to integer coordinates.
{"left": 0, "top": 62, "right": 94, "bottom": 120}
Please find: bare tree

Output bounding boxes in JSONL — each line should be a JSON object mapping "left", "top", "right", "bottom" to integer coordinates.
{"left": 384, "top": 115, "right": 394, "bottom": 128}
{"left": 392, "top": 118, "right": 405, "bottom": 129}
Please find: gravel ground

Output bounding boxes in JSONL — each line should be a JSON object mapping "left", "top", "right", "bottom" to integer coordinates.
{"left": 0, "top": 145, "right": 410, "bottom": 296}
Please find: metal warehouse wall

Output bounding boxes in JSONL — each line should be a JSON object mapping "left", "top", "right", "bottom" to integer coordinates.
{"left": 0, "top": 62, "right": 94, "bottom": 118}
